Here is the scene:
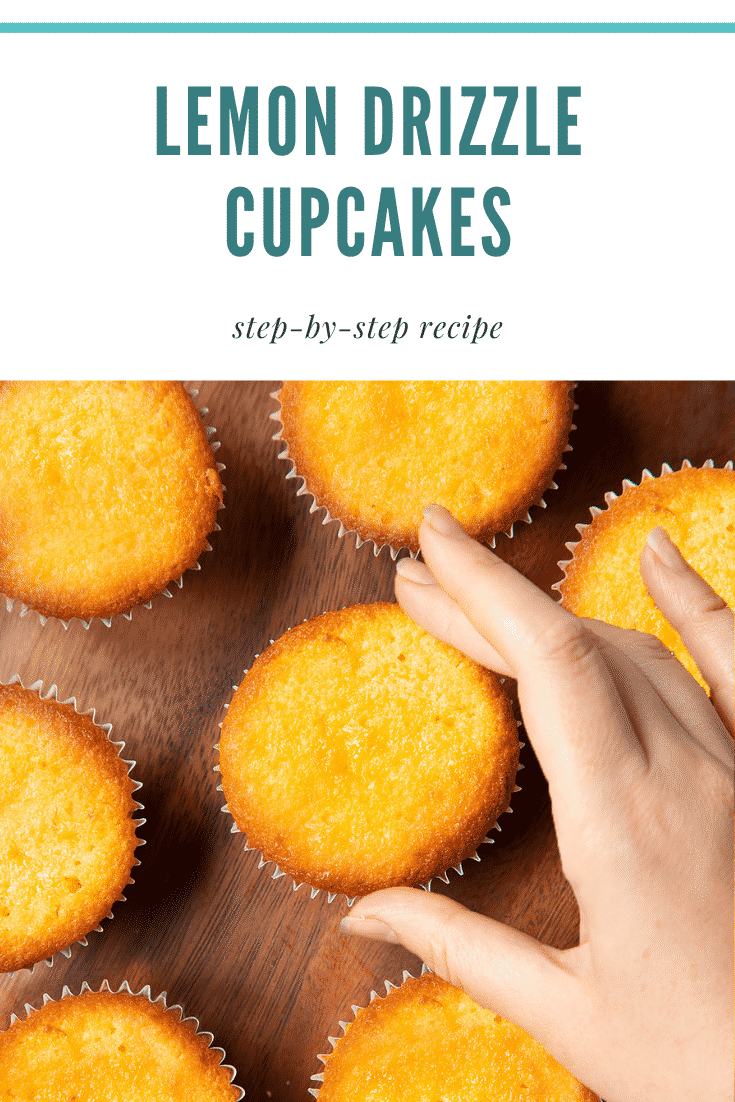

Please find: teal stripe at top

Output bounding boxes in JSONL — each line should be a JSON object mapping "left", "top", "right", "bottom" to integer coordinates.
{"left": 0, "top": 22, "right": 733, "bottom": 33}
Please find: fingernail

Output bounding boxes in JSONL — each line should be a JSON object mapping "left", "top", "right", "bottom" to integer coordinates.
{"left": 646, "top": 526, "right": 688, "bottom": 572}
{"left": 422, "top": 504, "right": 469, "bottom": 540}
{"left": 339, "top": 916, "right": 400, "bottom": 944}
{"left": 395, "top": 558, "right": 436, "bottom": 585}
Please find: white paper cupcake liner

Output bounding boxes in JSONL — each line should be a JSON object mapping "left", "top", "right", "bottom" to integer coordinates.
{"left": 1, "top": 383, "right": 226, "bottom": 631}
{"left": 309, "top": 964, "right": 432, "bottom": 1096}
{"left": 213, "top": 631, "right": 524, "bottom": 907}
{"left": 310, "top": 964, "right": 605, "bottom": 1101}
{"left": 5, "top": 978, "right": 244, "bottom": 1099}
{"left": 1, "top": 675, "right": 145, "bottom": 976}
{"left": 552, "top": 457, "right": 734, "bottom": 601}
{"left": 270, "top": 385, "right": 577, "bottom": 558}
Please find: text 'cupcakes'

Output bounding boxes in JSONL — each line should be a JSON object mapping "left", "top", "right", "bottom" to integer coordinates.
{"left": 218, "top": 603, "right": 519, "bottom": 899}
{"left": 276, "top": 380, "right": 574, "bottom": 554}
{"left": 0, "top": 380, "right": 223, "bottom": 622}
{"left": 558, "top": 462, "right": 735, "bottom": 688}
{"left": 313, "top": 971, "right": 598, "bottom": 1101}
{"left": 0, "top": 681, "right": 143, "bottom": 973}
{"left": 0, "top": 982, "right": 242, "bottom": 1100}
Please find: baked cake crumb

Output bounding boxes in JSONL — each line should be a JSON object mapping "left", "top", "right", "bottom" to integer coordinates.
{"left": 219, "top": 603, "right": 518, "bottom": 896}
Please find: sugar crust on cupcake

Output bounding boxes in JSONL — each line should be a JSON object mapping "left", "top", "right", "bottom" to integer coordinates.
{"left": 277, "top": 381, "right": 574, "bottom": 553}
{"left": 560, "top": 466, "right": 735, "bottom": 687}
{"left": 0, "top": 989, "right": 240, "bottom": 1100}
{"left": 0, "top": 683, "right": 139, "bottom": 973}
{"left": 317, "top": 973, "right": 599, "bottom": 1102}
{"left": 219, "top": 602, "right": 519, "bottom": 897}
{"left": 0, "top": 380, "right": 223, "bottom": 620}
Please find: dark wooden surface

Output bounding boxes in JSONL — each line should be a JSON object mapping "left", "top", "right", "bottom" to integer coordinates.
{"left": 1, "top": 380, "right": 733, "bottom": 1098}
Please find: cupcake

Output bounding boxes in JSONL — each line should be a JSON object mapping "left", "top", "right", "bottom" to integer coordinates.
{"left": 0, "top": 681, "right": 143, "bottom": 973}
{"left": 218, "top": 602, "right": 519, "bottom": 899}
{"left": 0, "top": 380, "right": 223, "bottom": 622}
{"left": 558, "top": 462, "right": 735, "bottom": 687}
{"left": 0, "top": 982, "right": 242, "bottom": 1100}
{"left": 313, "top": 971, "right": 598, "bottom": 1101}
{"left": 275, "top": 381, "right": 574, "bottom": 553}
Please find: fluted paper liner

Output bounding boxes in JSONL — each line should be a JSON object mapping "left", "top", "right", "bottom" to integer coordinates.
{"left": 309, "top": 964, "right": 433, "bottom": 1096}
{"left": 1, "top": 675, "right": 145, "bottom": 975}
{"left": 309, "top": 964, "right": 601, "bottom": 1101}
{"left": 1, "top": 384, "right": 226, "bottom": 630}
{"left": 270, "top": 385, "right": 577, "bottom": 558}
{"left": 4, "top": 979, "right": 244, "bottom": 1100}
{"left": 213, "top": 625, "right": 524, "bottom": 906}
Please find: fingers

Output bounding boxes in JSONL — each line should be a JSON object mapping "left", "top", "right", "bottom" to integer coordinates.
{"left": 640, "top": 527, "right": 734, "bottom": 733}
{"left": 340, "top": 887, "right": 585, "bottom": 1067}
{"left": 395, "top": 558, "right": 514, "bottom": 677}
{"left": 397, "top": 519, "right": 732, "bottom": 764}
{"left": 407, "top": 506, "right": 645, "bottom": 804}
{"left": 584, "top": 619, "right": 734, "bottom": 769}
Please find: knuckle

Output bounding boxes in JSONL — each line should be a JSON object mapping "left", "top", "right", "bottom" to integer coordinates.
{"left": 690, "top": 598, "right": 730, "bottom": 627}
{"left": 667, "top": 592, "right": 728, "bottom": 633}
{"left": 529, "top": 617, "right": 597, "bottom": 669}
{"left": 649, "top": 748, "right": 733, "bottom": 810}
{"left": 471, "top": 545, "right": 504, "bottom": 571}
{"left": 700, "top": 756, "right": 735, "bottom": 806}
{"left": 441, "top": 608, "right": 467, "bottom": 653}
{"left": 424, "top": 905, "right": 471, "bottom": 989}
{"left": 630, "top": 632, "right": 674, "bottom": 662}
{"left": 425, "top": 934, "right": 452, "bottom": 984}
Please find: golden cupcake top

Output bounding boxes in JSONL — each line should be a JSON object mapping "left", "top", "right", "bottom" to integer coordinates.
{"left": 317, "top": 972, "right": 598, "bottom": 1102}
{"left": 0, "top": 380, "right": 223, "bottom": 620}
{"left": 278, "top": 380, "right": 573, "bottom": 552}
{"left": 0, "top": 988, "right": 241, "bottom": 1100}
{"left": 218, "top": 602, "right": 518, "bottom": 897}
{"left": 560, "top": 464, "right": 735, "bottom": 687}
{"left": 0, "top": 683, "right": 141, "bottom": 973}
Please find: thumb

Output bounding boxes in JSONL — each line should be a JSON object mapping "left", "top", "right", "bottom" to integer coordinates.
{"left": 341, "top": 887, "right": 586, "bottom": 1066}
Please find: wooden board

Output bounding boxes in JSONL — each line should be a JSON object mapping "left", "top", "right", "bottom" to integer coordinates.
{"left": 1, "top": 380, "right": 733, "bottom": 1098}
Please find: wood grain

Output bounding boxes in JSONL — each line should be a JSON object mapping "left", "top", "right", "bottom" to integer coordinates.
{"left": 1, "top": 380, "right": 733, "bottom": 1099}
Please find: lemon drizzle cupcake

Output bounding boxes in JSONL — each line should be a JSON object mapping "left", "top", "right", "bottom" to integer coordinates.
{"left": 0, "top": 980, "right": 243, "bottom": 1100}
{"left": 556, "top": 460, "right": 735, "bottom": 689}
{"left": 216, "top": 603, "right": 520, "bottom": 902}
{"left": 0, "top": 678, "right": 144, "bottom": 973}
{"left": 0, "top": 381, "right": 225, "bottom": 626}
{"left": 272, "top": 381, "right": 575, "bottom": 556}
{"left": 311, "top": 970, "right": 599, "bottom": 1101}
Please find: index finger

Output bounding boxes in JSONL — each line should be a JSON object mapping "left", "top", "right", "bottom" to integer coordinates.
{"left": 417, "top": 506, "right": 645, "bottom": 801}
{"left": 640, "top": 527, "right": 734, "bottom": 733}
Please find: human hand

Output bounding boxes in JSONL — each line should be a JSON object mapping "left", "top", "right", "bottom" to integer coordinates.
{"left": 340, "top": 506, "right": 734, "bottom": 1102}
